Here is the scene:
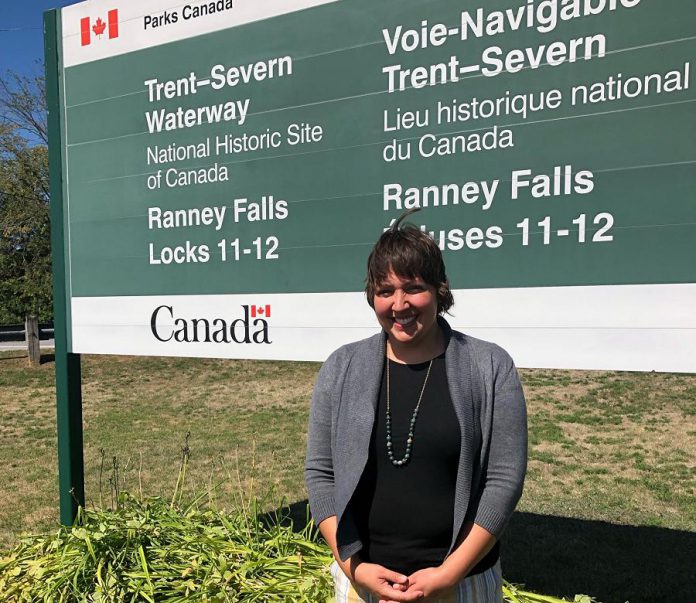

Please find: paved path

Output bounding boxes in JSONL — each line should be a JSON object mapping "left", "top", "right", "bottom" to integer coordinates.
{"left": 0, "top": 340, "right": 55, "bottom": 352}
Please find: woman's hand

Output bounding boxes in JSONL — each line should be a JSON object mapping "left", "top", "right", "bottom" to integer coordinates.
{"left": 403, "top": 566, "right": 456, "bottom": 601}
{"left": 352, "top": 562, "right": 424, "bottom": 602}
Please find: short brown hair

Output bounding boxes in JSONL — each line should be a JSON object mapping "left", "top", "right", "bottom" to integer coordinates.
{"left": 365, "top": 209, "right": 454, "bottom": 313}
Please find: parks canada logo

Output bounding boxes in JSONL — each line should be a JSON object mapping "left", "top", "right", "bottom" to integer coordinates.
{"left": 151, "top": 304, "right": 272, "bottom": 344}
{"left": 80, "top": 2, "right": 235, "bottom": 46}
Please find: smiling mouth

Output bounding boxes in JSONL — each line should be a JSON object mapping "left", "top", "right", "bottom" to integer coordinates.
{"left": 393, "top": 315, "right": 417, "bottom": 327}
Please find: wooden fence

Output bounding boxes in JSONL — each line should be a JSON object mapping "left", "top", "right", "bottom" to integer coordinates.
{"left": 0, "top": 322, "right": 54, "bottom": 342}
{"left": 0, "top": 320, "right": 54, "bottom": 366}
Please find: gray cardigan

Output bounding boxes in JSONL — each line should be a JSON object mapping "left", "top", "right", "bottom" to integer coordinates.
{"left": 305, "top": 318, "right": 527, "bottom": 562}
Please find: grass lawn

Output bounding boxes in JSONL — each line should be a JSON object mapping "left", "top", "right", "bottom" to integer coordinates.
{"left": 1, "top": 350, "right": 694, "bottom": 602}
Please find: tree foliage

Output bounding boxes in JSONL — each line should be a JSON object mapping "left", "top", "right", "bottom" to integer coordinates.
{"left": 0, "top": 70, "right": 51, "bottom": 323}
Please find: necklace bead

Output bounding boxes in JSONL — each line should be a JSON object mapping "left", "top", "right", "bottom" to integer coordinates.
{"left": 385, "top": 357, "right": 433, "bottom": 467}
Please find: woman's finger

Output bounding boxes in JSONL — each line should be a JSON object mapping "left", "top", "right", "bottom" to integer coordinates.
{"left": 381, "top": 569, "right": 409, "bottom": 585}
{"left": 377, "top": 586, "right": 424, "bottom": 602}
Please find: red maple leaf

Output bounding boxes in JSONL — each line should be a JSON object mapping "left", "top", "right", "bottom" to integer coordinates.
{"left": 92, "top": 17, "right": 106, "bottom": 37}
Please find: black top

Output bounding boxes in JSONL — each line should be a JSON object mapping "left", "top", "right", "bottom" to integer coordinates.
{"left": 351, "top": 353, "right": 500, "bottom": 576}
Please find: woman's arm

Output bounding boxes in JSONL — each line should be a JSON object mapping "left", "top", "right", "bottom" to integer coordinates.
{"left": 472, "top": 348, "right": 528, "bottom": 538}
{"left": 405, "top": 522, "right": 496, "bottom": 598}
{"left": 318, "top": 516, "right": 356, "bottom": 579}
{"left": 305, "top": 357, "right": 339, "bottom": 526}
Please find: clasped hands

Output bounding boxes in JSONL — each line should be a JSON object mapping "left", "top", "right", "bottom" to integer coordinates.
{"left": 352, "top": 561, "right": 456, "bottom": 603}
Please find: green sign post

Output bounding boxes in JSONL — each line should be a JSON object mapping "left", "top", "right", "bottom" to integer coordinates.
{"left": 45, "top": 9, "right": 85, "bottom": 523}
{"left": 46, "top": 0, "right": 696, "bottom": 522}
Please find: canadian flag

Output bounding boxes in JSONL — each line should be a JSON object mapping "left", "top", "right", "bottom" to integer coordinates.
{"left": 81, "top": 9, "right": 119, "bottom": 46}
{"left": 250, "top": 304, "right": 272, "bottom": 318}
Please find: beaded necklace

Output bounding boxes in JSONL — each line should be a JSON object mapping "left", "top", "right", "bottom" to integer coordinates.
{"left": 385, "top": 357, "right": 433, "bottom": 467}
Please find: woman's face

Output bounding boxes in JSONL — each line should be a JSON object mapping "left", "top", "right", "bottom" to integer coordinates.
{"left": 373, "top": 270, "right": 439, "bottom": 350}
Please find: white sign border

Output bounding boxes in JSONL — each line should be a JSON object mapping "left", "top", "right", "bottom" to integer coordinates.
{"left": 71, "top": 283, "right": 696, "bottom": 372}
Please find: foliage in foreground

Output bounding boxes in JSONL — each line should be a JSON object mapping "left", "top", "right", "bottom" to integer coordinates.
{"left": 0, "top": 494, "right": 332, "bottom": 602}
{"left": 0, "top": 494, "right": 601, "bottom": 602}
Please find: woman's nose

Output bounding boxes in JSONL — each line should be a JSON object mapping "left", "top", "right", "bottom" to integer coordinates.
{"left": 392, "top": 290, "right": 409, "bottom": 311}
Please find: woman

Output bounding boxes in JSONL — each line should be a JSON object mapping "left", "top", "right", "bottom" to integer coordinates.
{"left": 305, "top": 210, "right": 527, "bottom": 602}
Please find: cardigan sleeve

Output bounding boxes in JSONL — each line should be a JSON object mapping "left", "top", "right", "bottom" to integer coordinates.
{"left": 472, "top": 348, "right": 528, "bottom": 538}
{"left": 304, "top": 351, "right": 341, "bottom": 525}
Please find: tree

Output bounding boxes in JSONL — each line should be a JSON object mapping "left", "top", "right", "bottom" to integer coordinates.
{"left": 0, "top": 69, "right": 51, "bottom": 324}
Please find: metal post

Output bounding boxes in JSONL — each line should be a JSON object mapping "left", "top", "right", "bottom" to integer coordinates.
{"left": 45, "top": 9, "right": 85, "bottom": 525}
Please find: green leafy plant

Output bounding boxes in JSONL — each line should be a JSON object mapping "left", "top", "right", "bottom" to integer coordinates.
{"left": 0, "top": 498, "right": 606, "bottom": 602}
{"left": 0, "top": 494, "right": 333, "bottom": 602}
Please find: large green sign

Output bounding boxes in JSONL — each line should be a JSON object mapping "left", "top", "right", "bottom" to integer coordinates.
{"left": 50, "top": 0, "right": 696, "bottom": 371}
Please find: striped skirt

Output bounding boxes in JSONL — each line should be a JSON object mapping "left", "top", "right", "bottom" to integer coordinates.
{"left": 331, "top": 560, "right": 504, "bottom": 603}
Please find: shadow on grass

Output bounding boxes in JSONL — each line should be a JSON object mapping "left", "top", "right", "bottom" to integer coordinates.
{"left": 502, "top": 512, "right": 696, "bottom": 603}
{"left": 0, "top": 352, "right": 54, "bottom": 365}
{"left": 278, "top": 502, "right": 695, "bottom": 603}
{"left": 0, "top": 354, "right": 26, "bottom": 361}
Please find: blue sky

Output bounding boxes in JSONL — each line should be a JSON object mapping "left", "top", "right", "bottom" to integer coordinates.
{"left": 1, "top": 1, "right": 78, "bottom": 76}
